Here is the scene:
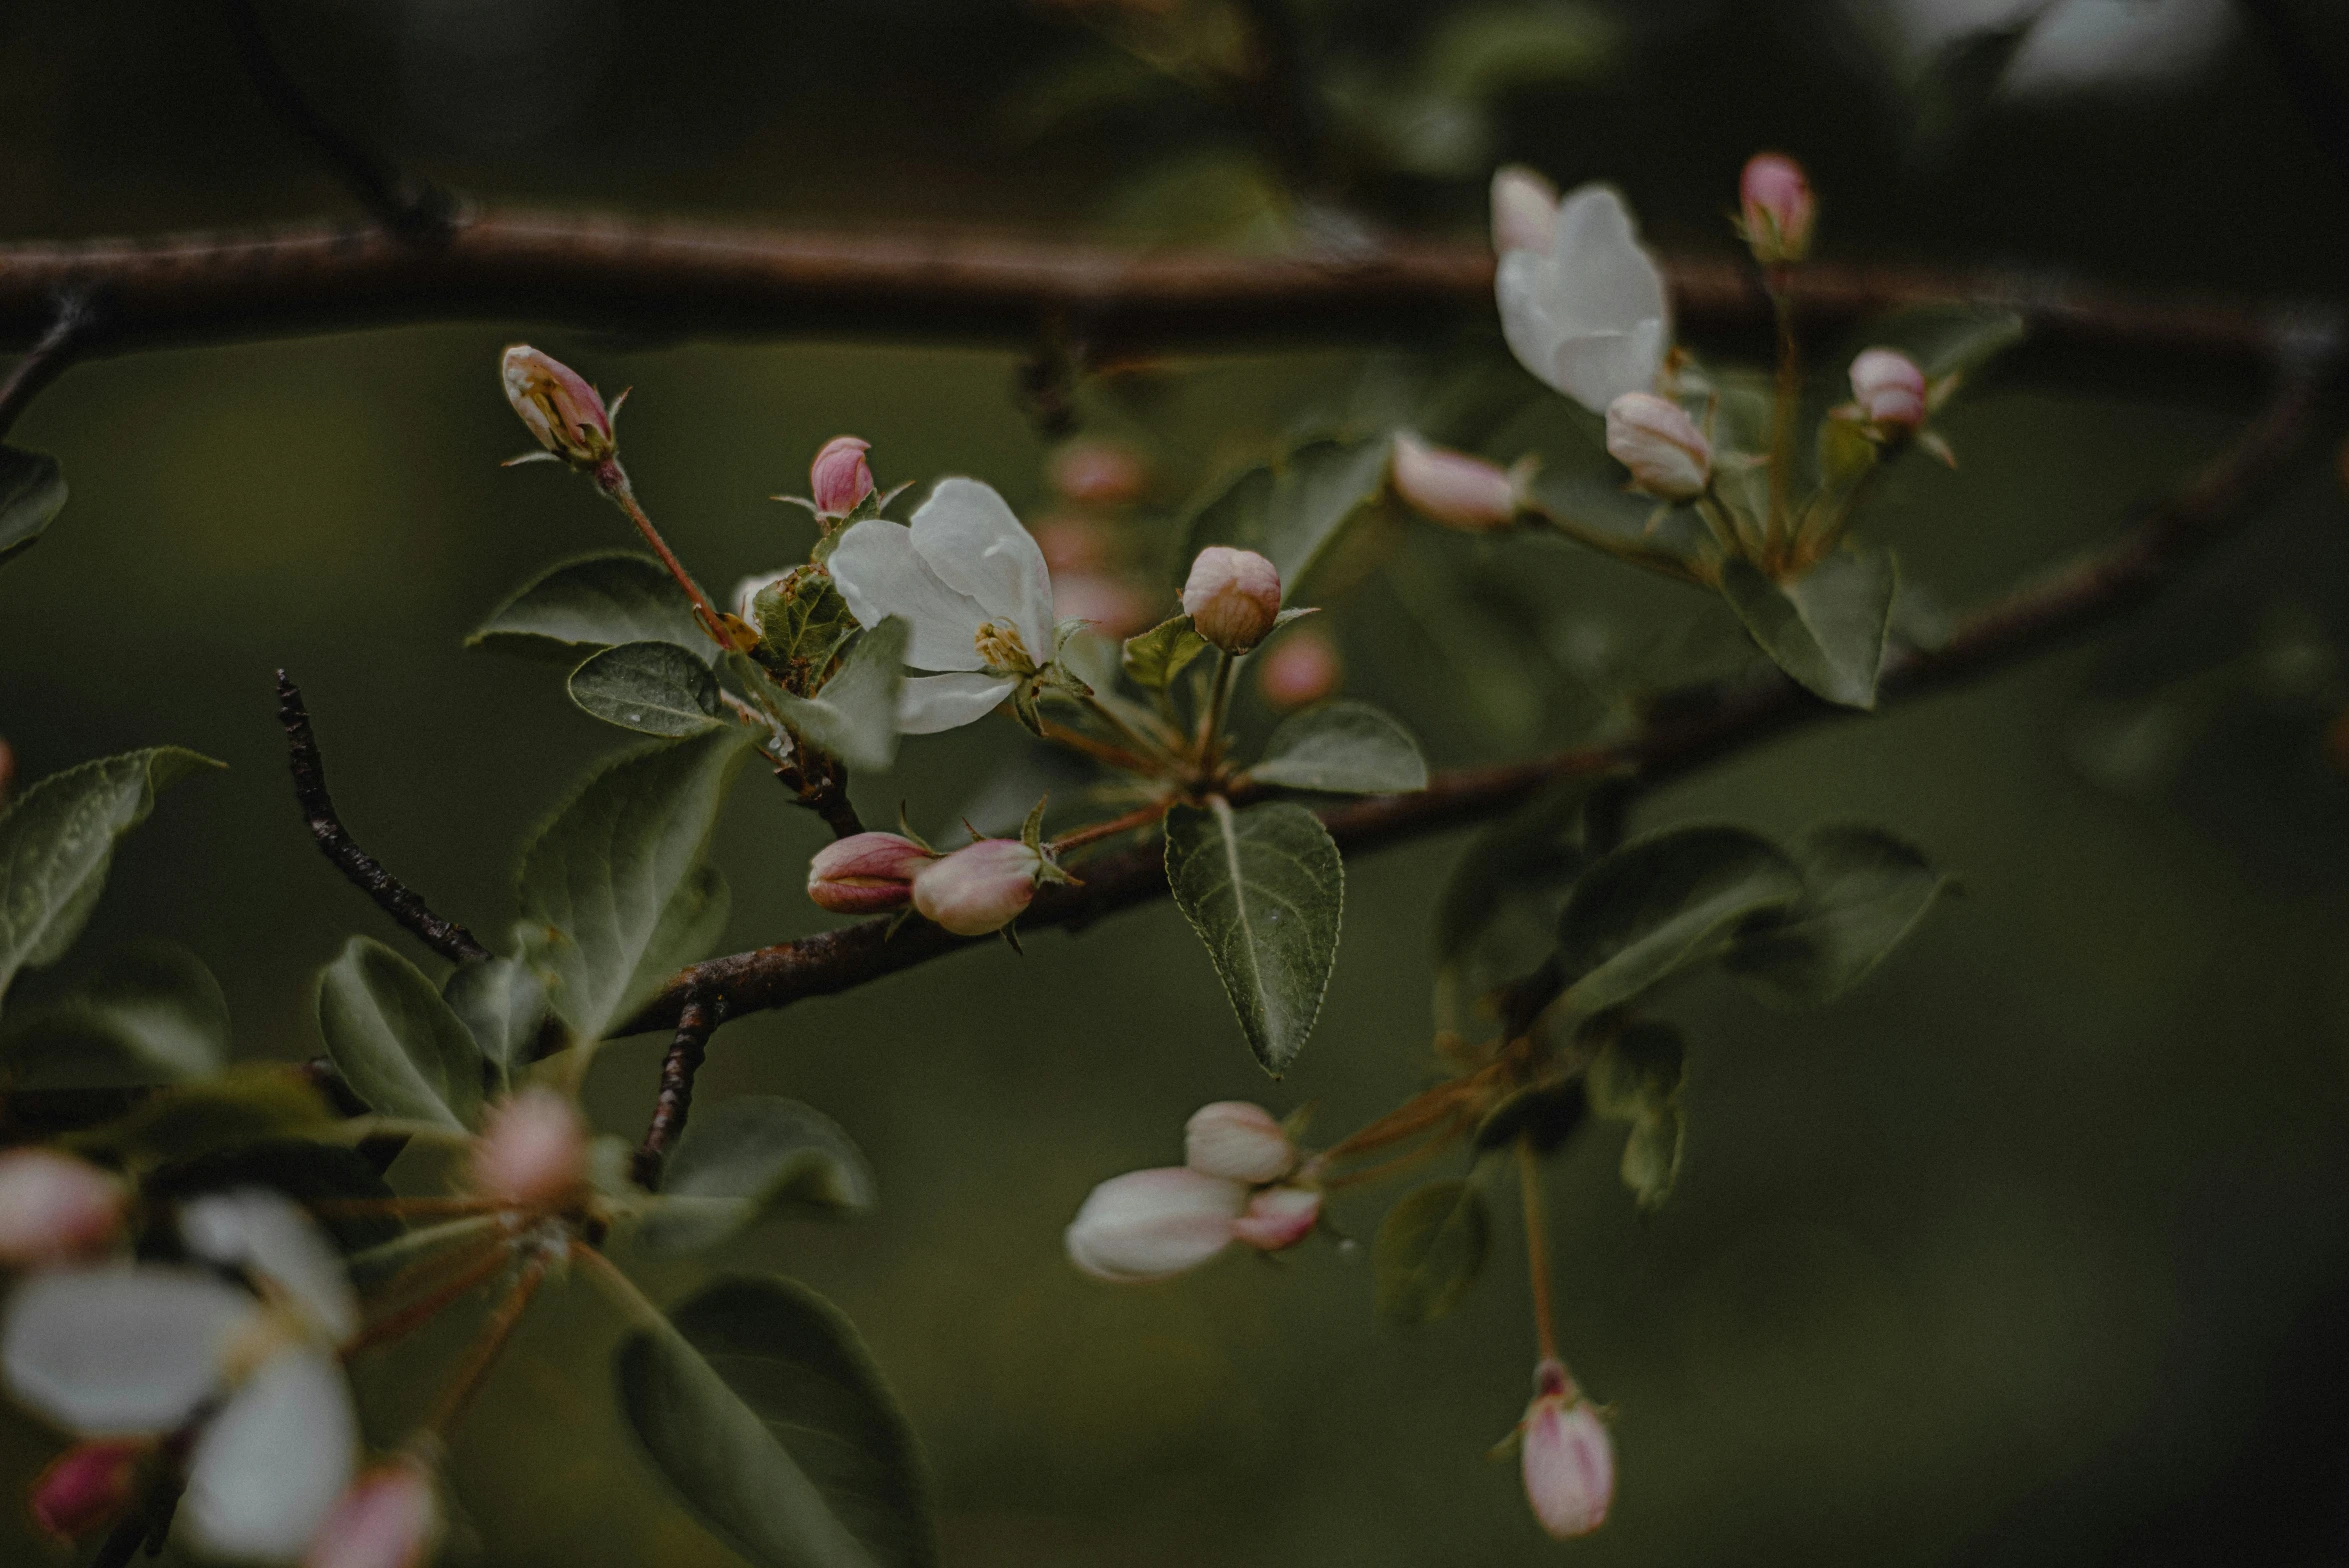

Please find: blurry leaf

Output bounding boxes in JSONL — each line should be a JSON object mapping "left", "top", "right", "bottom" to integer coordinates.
{"left": 0, "top": 942, "right": 228, "bottom": 1086}
{"left": 1164, "top": 800, "right": 1344, "bottom": 1076}
{"left": 316, "top": 936, "right": 486, "bottom": 1132}
{"left": 0, "top": 748, "right": 221, "bottom": 1017}
{"left": 640, "top": 1097, "right": 877, "bottom": 1253}
{"left": 65, "top": 1068, "right": 333, "bottom": 1171}
{"left": 1184, "top": 437, "right": 1394, "bottom": 601}
{"left": 146, "top": 1140, "right": 401, "bottom": 1254}
{"left": 1724, "top": 825, "right": 1951, "bottom": 1006}
{"left": 1374, "top": 1179, "right": 1490, "bottom": 1325}
{"left": 1249, "top": 700, "right": 1428, "bottom": 794}
{"left": 1432, "top": 781, "right": 1606, "bottom": 1032}
{"left": 469, "top": 550, "right": 715, "bottom": 665}
{"left": 1854, "top": 303, "right": 2027, "bottom": 385}
{"left": 1554, "top": 826, "right": 1804, "bottom": 1020}
{"left": 752, "top": 572, "right": 860, "bottom": 691}
{"left": 1471, "top": 1080, "right": 1588, "bottom": 1155}
{"left": 1421, "top": 2, "right": 1617, "bottom": 97}
{"left": 615, "top": 1274, "right": 937, "bottom": 1568}
{"left": 1101, "top": 152, "right": 1293, "bottom": 251}
{"left": 0, "top": 446, "right": 67, "bottom": 567}
{"left": 768, "top": 617, "right": 909, "bottom": 773}
{"left": 441, "top": 956, "right": 547, "bottom": 1087}
{"left": 1586, "top": 1020, "right": 1686, "bottom": 1209}
{"left": 1121, "top": 615, "right": 1208, "bottom": 692}
{"left": 517, "top": 728, "right": 757, "bottom": 1043}
{"left": 1720, "top": 547, "right": 1898, "bottom": 710}
{"left": 569, "top": 642, "right": 726, "bottom": 738}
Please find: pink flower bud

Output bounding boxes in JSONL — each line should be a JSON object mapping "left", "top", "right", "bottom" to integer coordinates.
{"left": 1064, "top": 1167, "right": 1245, "bottom": 1282}
{"left": 0, "top": 1149, "right": 126, "bottom": 1265}
{"left": 1490, "top": 165, "right": 1561, "bottom": 256}
{"left": 1051, "top": 571, "right": 1156, "bottom": 639}
{"left": 809, "top": 436, "right": 876, "bottom": 517}
{"left": 30, "top": 1440, "right": 144, "bottom": 1542}
{"left": 1049, "top": 440, "right": 1149, "bottom": 507}
{"left": 911, "top": 839, "right": 1043, "bottom": 936}
{"left": 1231, "top": 1184, "right": 1320, "bottom": 1252}
{"left": 470, "top": 1089, "right": 589, "bottom": 1212}
{"left": 1181, "top": 546, "right": 1282, "bottom": 653}
{"left": 1031, "top": 515, "right": 1112, "bottom": 574}
{"left": 1391, "top": 433, "right": 1520, "bottom": 532}
{"left": 305, "top": 1459, "right": 441, "bottom": 1568}
{"left": 807, "top": 832, "right": 936, "bottom": 914}
{"left": 1739, "top": 153, "right": 1815, "bottom": 266}
{"left": 1183, "top": 1102, "right": 1296, "bottom": 1184}
{"left": 1849, "top": 348, "right": 1928, "bottom": 430}
{"left": 1604, "top": 393, "right": 1712, "bottom": 501}
{"left": 1256, "top": 627, "right": 1341, "bottom": 711}
{"left": 1521, "top": 1360, "right": 1613, "bottom": 1539}
{"left": 501, "top": 345, "right": 616, "bottom": 469}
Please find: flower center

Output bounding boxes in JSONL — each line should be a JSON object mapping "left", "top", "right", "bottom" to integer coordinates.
{"left": 973, "top": 621, "right": 1033, "bottom": 673}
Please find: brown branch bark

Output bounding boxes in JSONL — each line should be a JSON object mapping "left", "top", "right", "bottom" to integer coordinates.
{"left": 616, "top": 341, "right": 2338, "bottom": 1039}
{"left": 632, "top": 997, "right": 718, "bottom": 1190}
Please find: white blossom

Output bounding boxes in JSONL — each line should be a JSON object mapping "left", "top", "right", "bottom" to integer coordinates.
{"left": 1494, "top": 183, "right": 1670, "bottom": 416}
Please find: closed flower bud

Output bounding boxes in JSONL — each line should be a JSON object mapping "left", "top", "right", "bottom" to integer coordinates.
{"left": 1739, "top": 153, "right": 1816, "bottom": 266}
{"left": 1049, "top": 440, "right": 1149, "bottom": 507}
{"left": 1231, "top": 1184, "right": 1320, "bottom": 1252}
{"left": 1181, "top": 547, "right": 1282, "bottom": 653}
{"left": 30, "top": 1440, "right": 145, "bottom": 1541}
{"left": 470, "top": 1089, "right": 589, "bottom": 1212}
{"left": 1849, "top": 347, "right": 1928, "bottom": 430}
{"left": 1257, "top": 625, "right": 1341, "bottom": 711}
{"left": 1391, "top": 433, "right": 1520, "bottom": 532}
{"left": 0, "top": 1149, "right": 125, "bottom": 1265}
{"left": 912, "top": 839, "right": 1043, "bottom": 935}
{"left": 1604, "top": 393, "right": 1712, "bottom": 501}
{"left": 808, "top": 832, "right": 936, "bottom": 914}
{"left": 1490, "top": 165, "right": 1561, "bottom": 256}
{"left": 810, "top": 436, "right": 876, "bottom": 518}
{"left": 1521, "top": 1360, "right": 1613, "bottom": 1539}
{"left": 1065, "top": 1167, "right": 1246, "bottom": 1283}
{"left": 1184, "top": 1102, "right": 1296, "bottom": 1184}
{"left": 306, "top": 1459, "right": 441, "bottom": 1568}
{"left": 501, "top": 345, "right": 616, "bottom": 469}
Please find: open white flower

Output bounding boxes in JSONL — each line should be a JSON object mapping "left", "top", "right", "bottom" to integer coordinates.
{"left": 827, "top": 477, "right": 1057, "bottom": 734}
{"left": 1493, "top": 178, "right": 1670, "bottom": 416}
{"left": 4, "top": 1188, "right": 360, "bottom": 1563}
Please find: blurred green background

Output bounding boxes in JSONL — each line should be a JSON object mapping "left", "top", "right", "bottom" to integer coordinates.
{"left": 6, "top": 0, "right": 2349, "bottom": 1563}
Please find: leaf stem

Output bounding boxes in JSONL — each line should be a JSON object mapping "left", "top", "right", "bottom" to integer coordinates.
{"left": 1048, "top": 799, "right": 1171, "bottom": 855}
{"left": 344, "top": 1237, "right": 516, "bottom": 1358}
{"left": 418, "top": 1246, "right": 551, "bottom": 1439}
{"left": 1196, "top": 650, "right": 1238, "bottom": 772}
{"left": 1518, "top": 1137, "right": 1558, "bottom": 1362}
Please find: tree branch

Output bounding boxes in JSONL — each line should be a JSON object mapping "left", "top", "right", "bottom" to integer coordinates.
{"left": 277, "top": 671, "right": 490, "bottom": 965}
{"left": 632, "top": 997, "right": 719, "bottom": 1190}
{"left": 616, "top": 336, "right": 2339, "bottom": 1039}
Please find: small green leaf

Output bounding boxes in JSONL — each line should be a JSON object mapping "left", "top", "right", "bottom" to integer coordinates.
{"left": 1120, "top": 615, "right": 1209, "bottom": 692}
{"left": 1248, "top": 700, "right": 1428, "bottom": 794}
{"left": 0, "top": 942, "right": 228, "bottom": 1086}
{"left": 1553, "top": 826, "right": 1804, "bottom": 1020}
{"left": 767, "top": 617, "right": 909, "bottom": 773}
{"left": 1373, "top": 1179, "right": 1490, "bottom": 1325}
{"left": 640, "top": 1097, "right": 877, "bottom": 1253}
{"left": 1586, "top": 1020, "right": 1686, "bottom": 1209}
{"left": 1723, "top": 825, "right": 1951, "bottom": 1006}
{"left": 752, "top": 571, "right": 861, "bottom": 693}
{"left": 0, "top": 446, "right": 67, "bottom": 567}
{"left": 1431, "top": 780, "right": 1610, "bottom": 1032}
{"left": 615, "top": 1274, "right": 938, "bottom": 1568}
{"left": 1719, "top": 547, "right": 1898, "bottom": 710}
{"left": 1164, "top": 799, "right": 1344, "bottom": 1076}
{"left": 0, "top": 748, "right": 222, "bottom": 1017}
{"left": 469, "top": 550, "right": 715, "bottom": 664}
{"left": 569, "top": 642, "right": 726, "bottom": 737}
{"left": 441, "top": 956, "right": 547, "bottom": 1085}
{"left": 1184, "top": 436, "right": 1393, "bottom": 601}
{"left": 516, "top": 728, "right": 757, "bottom": 1044}
{"left": 316, "top": 936, "right": 486, "bottom": 1132}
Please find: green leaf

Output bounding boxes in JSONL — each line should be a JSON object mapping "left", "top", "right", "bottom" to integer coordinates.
{"left": 1183, "top": 436, "right": 1392, "bottom": 601}
{"left": 1120, "top": 615, "right": 1209, "bottom": 692}
{"left": 640, "top": 1097, "right": 877, "bottom": 1253}
{"left": 1553, "top": 826, "right": 1804, "bottom": 1020}
{"left": 1723, "top": 825, "right": 1951, "bottom": 1006}
{"left": 316, "top": 936, "right": 487, "bottom": 1132}
{"left": 569, "top": 641, "right": 725, "bottom": 738}
{"left": 1431, "top": 781, "right": 1608, "bottom": 1032}
{"left": 441, "top": 956, "right": 547, "bottom": 1086}
{"left": 1373, "top": 1179, "right": 1490, "bottom": 1325}
{"left": 765, "top": 617, "right": 908, "bottom": 774}
{"left": 0, "top": 748, "right": 222, "bottom": 1016}
{"left": 1248, "top": 700, "right": 1428, "bottom": 794}
{"left": 516, "top": 728, "right": 756, "bottom": 1043}
{"left": 1164, "top": 799, "right": 1344, "bottom": 1076}
{"left": 1719, "top": 547, "right": 1898, "bottom": 710}
{"left": 0, "top": 942, "right": 229, "bottom": 1086}
{"left": 1586, "top": 1020, "right": 1686, "bottom": 1210}
{"left": 615, "top": 1274, "right": 937, "bottom": 1568}
{"left": 0, "top": 446, "right": 67, "bottom": 567}
{"left": 752, "top": 571, "right": 861, "bottom": 693}
{"left": 469, "top": 550, "right": 715, "bottom": 665}
{"left": 63, "top": 1068, "right": 334, "bottom": 1172}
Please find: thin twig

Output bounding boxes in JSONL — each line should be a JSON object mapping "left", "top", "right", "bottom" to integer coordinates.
{"left": 0, "top": 290, "right": 98, "bottom": 441}
{"left": 632, "top": 997, "right": 719, "bottom": 1190}
{"left": 420, "top": 1247, "right": 549, "bottom": 1438}
{"left": 277, "top": 671, "right": 489, "bottom": 964}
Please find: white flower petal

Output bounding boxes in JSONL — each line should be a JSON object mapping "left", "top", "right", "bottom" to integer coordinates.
{"left": 4, "top": 1266, "right": 253, "bottom": 1434}
{"left": 907, "top": 478, "right": 1056, "bottom": 663}
{"left": 1550, "top": 187, "right": 1668, "bottom": 335}
{"left": 827, "top": 519, "right": 990, "bottom": 672}
{"left": 897, "top": 672, "right": 1017, "bottom": 735}
{"left": 180, "top": 1346, "right": 357, "bottom": 1563}
{"left": 1496, "top": 186, "right": 1669, "bottom": 414}
{"left": 1064, "top": 1167, "right": 1246, "bottom": 1283}
{"left": 180, "top": 1189, "right": 358, "bottom": 1345}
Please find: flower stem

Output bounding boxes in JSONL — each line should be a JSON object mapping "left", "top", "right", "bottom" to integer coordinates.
{"left": 419, "top": 1247, "right": 551, "bottom": 1439}
{"left": 344, "top": 1238, "right": 516, "bottom": 1358}
{"left": 1196, "top": 650, "right": 1238, "bottom": 772}
{"left": 596, "top": 464, "right": 730, "bottom": 645}
{"left": 346, "top": 1215, "right": 505, "bottom": 1289}
{"left": 1518, "top": 1136, "right": 1559, "bottom": 1363}
{"left": 1048, "top": 799, "right": 1171, "bottom": 855}
{"left": 1765, "top": 282, "right": 1802, "bottom": 571}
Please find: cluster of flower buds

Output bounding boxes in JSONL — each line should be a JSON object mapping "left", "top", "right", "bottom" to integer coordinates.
{"left": 1064, "top": 1102, "right": 1322, "bottom": 1282}
{"left": 1512, "top": 1358, "right": 1615, "bottom": 1539}
{"left": 1181, "top": 547, "right": 1283, "bottom": 654}
{"left": 808, "top": 826, "right": 1068, "bottom": 937}
{"left": 500, "top": 345, "right": 619, "bottom": 473}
